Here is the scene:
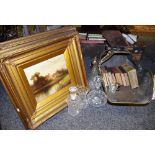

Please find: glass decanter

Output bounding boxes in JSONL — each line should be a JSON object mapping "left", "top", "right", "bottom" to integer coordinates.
{"left": 88, "top": 57, "right": 107, "bottom": 107}
{"left": 87, "top": 76, "right": 107, "bottom": 107}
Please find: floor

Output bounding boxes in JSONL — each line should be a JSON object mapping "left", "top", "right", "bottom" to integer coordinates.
{"left": 0, "top": 33, "right": 155, "bottom": 130}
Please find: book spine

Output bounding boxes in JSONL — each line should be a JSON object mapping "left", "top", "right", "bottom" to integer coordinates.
{"left": 124, "top": 73, "right": 130, "bottom": 86}
{"left": 119, "top": 66, "right": 130, "bottom": 86}
{"left": 108, "top": 67, "right": 116, "bottom": 85}
{"left": 80, "top": 40, "right": 105, "bottom": 44}
{"left": 111, "top": 73, "right": 116, "bottom": 85}
{"left": 118, "top": 66, "right": 127, "bottom": 86}
{"left": 108, "top": 72, "right": 113, "bottom": 85}
{"left": 105, "top": 67, "right": 113, "bottom": 86}
{"left": 88, "top": 34, "right": 103, "bottom": 38}
{"left": 121, "top": 64, "right": 139, "bottom": 89}
{"left": 112, "top": 67, "right": 123, "bottom": 85}
{"left": 132, "top": 70, "right": 139, "bottom": 88}
{"left": 128, "top": 71, "right": 136, "bottom": 89}
{"left": 120, "top": 73, "right": 127, "bottom": 86}
{"left": 88, "top": 38, "right": 106, "bottom": 41}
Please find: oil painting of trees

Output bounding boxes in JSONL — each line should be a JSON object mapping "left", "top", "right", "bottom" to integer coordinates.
{"left": 24, "top": 54, "right": 71, "bottom": 103}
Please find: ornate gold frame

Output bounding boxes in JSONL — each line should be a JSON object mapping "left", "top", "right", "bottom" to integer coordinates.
{"left": 0, "top": 26, "right": 88, "bottom": 129}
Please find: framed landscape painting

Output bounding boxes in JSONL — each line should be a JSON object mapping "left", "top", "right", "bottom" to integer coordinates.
{"left": 0, "top": 26, "right": 88, "bottom": 129}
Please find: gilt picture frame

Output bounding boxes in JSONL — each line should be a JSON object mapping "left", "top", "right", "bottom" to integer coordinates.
{"left": 0, "top": 26, "right": 88, "bottom": 129}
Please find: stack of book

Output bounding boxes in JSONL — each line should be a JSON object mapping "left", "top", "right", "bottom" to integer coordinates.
{"left": 79, "top": 33, "right": 106, "bottom": 44}
{"left": 101, "top": 64, "right": 139, "bottom": 89}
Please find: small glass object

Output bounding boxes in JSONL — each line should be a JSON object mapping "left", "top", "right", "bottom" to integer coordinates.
{"left": 87, "top": 89, "right": 107, "bottom": 107}
{"left": 91, "top": 56, "right": 99, "bottom": 76}
{"left": 90, "top": 57, "right": 100, "bottom": 80}
{"left": 87, "top": 56, "right": 108, "bottom": 107}
{"left": 94, "top": 76, "right": 102, "bottom": 89}
{"left": 87, "top": 76, "right": 107, "bottom": 107}
{"left": 67, "top": 86, "right": 81, "bottom": 117}
{"left": 77, "top": 86, "right": 89, "bottom": 109}
{"left": 69, "top": 86, "right": 78, "bottom": 100}
{"left": 109, "top": 83, "right": 119, "bottom": 94}
{"left": 89, "top": 76, "right": 102, "bottom": 90}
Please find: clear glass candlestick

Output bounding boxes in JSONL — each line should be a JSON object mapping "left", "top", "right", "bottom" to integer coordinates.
{"left": 67, "top": 86, "right": 81, "bottom": 117}
{"left": 77, "top": 86, "right": 89, "bottom": 109}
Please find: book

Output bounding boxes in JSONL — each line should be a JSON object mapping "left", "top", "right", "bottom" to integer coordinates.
{"left": 88, "top": 38, "right": 106, "bottom": 41}
{"left": 88, "top": 33, "right": 103, "bottom": 38}
{"left": 87, "top": 33, "right": 106, "bottom": 42}
{"left": 112, "top": 67, "right": 123, "bottom": 85}
{"left": 80, "top": 40, "right": 105, "bottom": 44}
{"left": 108, "top": 67, "right": 116, "bottom": 85}
{"left": 121, "top": 64, "right": 139, "bottom": 89}
{"left": 119, "top": 66, "right": 130, "bottom": 86}
{"left": 80, "top": 33, "right": 106, "bottom": 44}
{"left": 111, "top": 73, "right": 117, "bottom": 85}
{"left": 105, "top": 67, "right": 113, "bottom": 86}
{"left": 117, "top": 67, "right": 127, "bottom": 86}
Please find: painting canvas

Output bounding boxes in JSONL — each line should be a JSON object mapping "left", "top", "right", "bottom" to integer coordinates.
{"left": 24, "top": 54, "right": 71, "bottom": 103}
